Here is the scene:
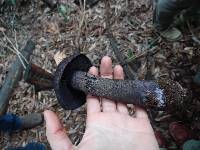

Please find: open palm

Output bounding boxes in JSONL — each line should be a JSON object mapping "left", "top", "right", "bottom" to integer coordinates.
{"left": 44, "top": 56, "right": 159, "bottom": 150}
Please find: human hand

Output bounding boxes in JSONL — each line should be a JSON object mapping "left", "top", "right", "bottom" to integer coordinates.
{"left": 44, "top": 56, "right": 159, "bottom": 150}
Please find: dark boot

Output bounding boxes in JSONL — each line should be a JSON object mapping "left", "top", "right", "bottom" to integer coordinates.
{"left": 0, "top": 113, "right": 43, "bottom": 132}
{"left": 5, "top": 142, "right": 46, "bottom": 150}
{"left": 153, "top": 0, "right": 198, "bottom": 42}
{"left": 19, "top": 113, "right": 44, "bottom": 130}
{"left": 159, "top": 27, "right": 183, "bottom": 42}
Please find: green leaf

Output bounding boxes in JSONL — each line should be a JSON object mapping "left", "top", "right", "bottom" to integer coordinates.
{"left": 127, "top": 49, "right": 134, "bottom": 58}
{"left": 59, "top": 4, "right": 67, "bottom": 15}
{"left": 58, "top": 4, "right": 71, "bottom": 21}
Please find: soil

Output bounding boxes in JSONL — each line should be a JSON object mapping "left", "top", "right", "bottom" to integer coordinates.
{"left": 0, "top": 0, "right": 199, "bottom": 149}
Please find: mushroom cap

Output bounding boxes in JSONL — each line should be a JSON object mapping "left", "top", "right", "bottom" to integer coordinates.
{"left": 54, "top": 54, "right": 92, "bottom": 110}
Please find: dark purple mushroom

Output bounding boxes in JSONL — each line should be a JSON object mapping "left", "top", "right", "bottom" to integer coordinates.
{"left": 54, "top": 54, "right": 166, "bottom": 110}
{"left": 54, "top": 54, "right": 92, "bottom": 110}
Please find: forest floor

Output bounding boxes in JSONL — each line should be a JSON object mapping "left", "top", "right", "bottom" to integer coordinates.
{"left": 0, "top": 0, "right": 199, "bottom": 149}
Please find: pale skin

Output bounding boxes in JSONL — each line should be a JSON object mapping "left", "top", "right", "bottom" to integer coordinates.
{"left": 44, "top": 56, "right": 159, "bottom": 150}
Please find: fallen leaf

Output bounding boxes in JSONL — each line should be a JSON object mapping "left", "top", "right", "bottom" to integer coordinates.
{"left": 46, "top": 22, "right": 59, "bottom": 34}
{"left": 54, "top": 51, "right": 67, "bottom": 65}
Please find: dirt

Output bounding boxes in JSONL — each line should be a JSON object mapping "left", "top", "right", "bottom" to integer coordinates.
{"left": 0, "top": 0, "right": 200, "bottom": 149}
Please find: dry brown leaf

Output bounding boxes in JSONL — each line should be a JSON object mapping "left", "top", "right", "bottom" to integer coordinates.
{"left": 54, "top": 51, "right": 67, "bottom": 65}
{"left": 46, "top": 22, "right": 59, "bottom": 34}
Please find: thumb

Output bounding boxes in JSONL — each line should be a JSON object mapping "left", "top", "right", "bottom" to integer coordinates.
{"left": 44, "top": 110, "right": 73, "bottom": 150}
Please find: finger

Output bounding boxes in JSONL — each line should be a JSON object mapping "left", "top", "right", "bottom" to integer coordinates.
{"left": 114, "top": 65, "right": 129, "bottom": 115}
{"left": 87, "top": 66, "right": 101, "bottom": 115}
{"left": 135, "top": 106, "right": 149, "bottom": 119}
{"left": 44, "top": 110, "right": 73, "bottom": 150}
{"left": 100, "top": 56, "right": 116, "bottom": 112}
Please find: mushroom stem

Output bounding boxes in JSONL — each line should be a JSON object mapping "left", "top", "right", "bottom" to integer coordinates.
{"left": 71, "top": 71, "right": 166, "bottom": 108}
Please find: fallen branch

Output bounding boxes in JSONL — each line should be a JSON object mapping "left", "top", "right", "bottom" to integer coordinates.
{"left": 0, "top": 40, "right": 35, "bottom": 115}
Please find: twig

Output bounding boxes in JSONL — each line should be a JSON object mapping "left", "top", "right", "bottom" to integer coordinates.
{"left": 126, "top": 39, "right": 159, "bottom": 63}
{"left": 75, "top": 0, "right": 87, "bottom": 52}
{"left": 13, "top": 29, "right": 29, "bottom": 64}
{"left": 14, "top": 29, "right": 19, "bottom": 50}
{"left": 0, "top": 40, "right": 26, "bottom": 68}
{"left": 0, "top": 18, "right": 7, "bottom": 28}
{"left": 0, "top": 39, "right": 17, "bottom": 54}
{"left": 1, "top": 30, "right": 29, "bottom": 68}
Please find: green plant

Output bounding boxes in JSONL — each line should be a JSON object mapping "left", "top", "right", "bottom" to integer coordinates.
{"left": 127, "top": 49, "right": 134, "bottom": 59}
{"left": 58, "top": 4, "right": 71, "bottom": 22}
